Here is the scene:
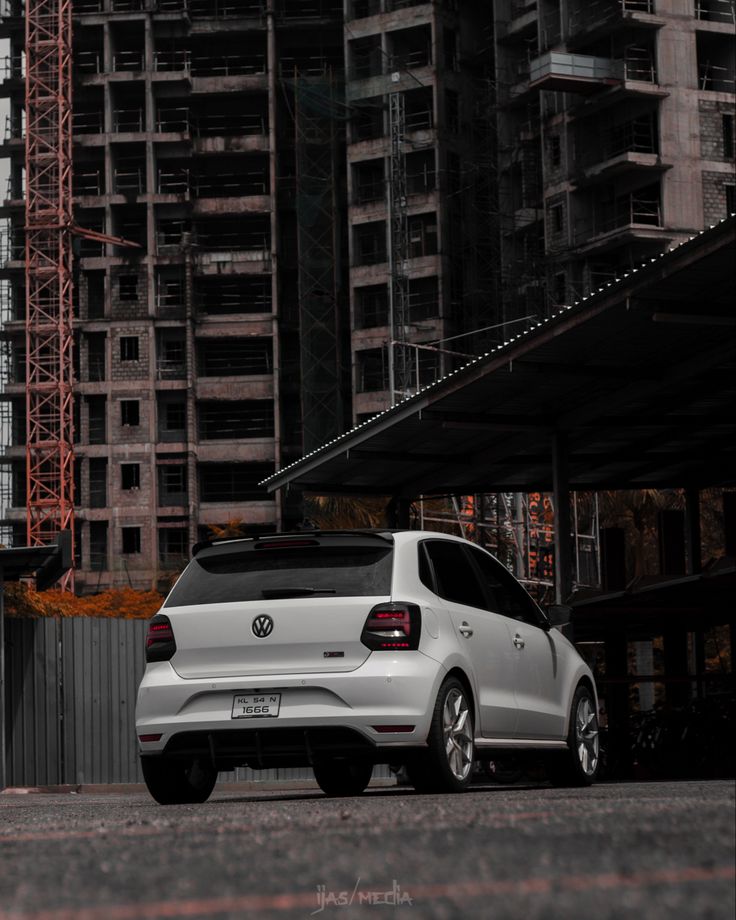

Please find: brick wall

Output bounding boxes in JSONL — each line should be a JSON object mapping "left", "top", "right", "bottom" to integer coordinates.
{"left": 702, "top": 170, "right": 736, "bottom": 225}
{"left": 699, "top": 99, "right": 736, "bottom": 161}
{"left": 111, "top": 326, "right": 150, "bottom": 381}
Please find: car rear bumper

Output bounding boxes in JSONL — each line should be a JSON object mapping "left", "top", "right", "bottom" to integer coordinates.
{"left": 135, "top": 651, "right": 445, "bottom": 766}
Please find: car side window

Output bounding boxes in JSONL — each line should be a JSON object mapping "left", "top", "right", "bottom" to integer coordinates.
{"left": 469, "top": 546, "right": 542, "bottom": 627}
{"left": 422, "top": 540, "right": 487, "bottom": 611}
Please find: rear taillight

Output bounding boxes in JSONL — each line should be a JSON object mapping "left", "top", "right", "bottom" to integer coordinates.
{"left": 145, "top": 614, "right": 176, "bottom": 662}
{"left": 361, "top": 603, "right": 421, "bottom": 651}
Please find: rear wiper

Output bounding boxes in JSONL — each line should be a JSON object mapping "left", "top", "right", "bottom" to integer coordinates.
{"left": 261, "top": 587, "right": 338, "bottom": 599}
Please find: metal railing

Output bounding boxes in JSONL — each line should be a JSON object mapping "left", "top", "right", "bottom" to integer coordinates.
{"left": 73, "top": 110, "right": 104, "bottom": 134}
{"left": 156, "top": 220, "right": 189, "bottom": 247}
{"left": 191, "top": 54, "right": 265, "bottom": 77}
{"left": 568, "top": 0, "right": 655, "bottom": 37}
{"left": 156, "top": 358, "right": 186, "bottom": 379}
{"left": 699, "top": 61, "right": 736, "bottom": 92}
{"left": 575, "top": 193, "right": 661, "bottom": 241}
{"left": 0, "top": 55, "right": 23, "bottom": 82}
{"left": 278, "top": 56, "right": 335, "bottom": 77}
{"left": 354, "top": 177, "right": 385, "bottom": 205}
{"left": 73, "top": 169, "right": 104, "bottom": 196}
{"left": 113, "top": 108, "right": 144, "bottom": 133}
{"left": 279, "top": 0, "right": 342, "bottom": 16}
{"left": 188, "top": 0, "right": 264, "bottom": 16}
{"left": 695, "top": 0, "right": 735, "bottom": 22}
{"left": 113, "top": 167, "right": 145, "bottom": 194}
{"left": 153, "top": 50, "right": 191, "bottom": 71}
{"left": 407, "top": 166, "right": 436, "bottom": 195}
{"left": 0, "top": 231, "right": 24, "bottom": 264}
{"left": 387, "top": 48, "right": 432, "bottom": 72}
{"left": 193, "top": 230, "right": 270, "bottom": 253}
{"left": 578, "top": 114, "right": 658, "bottom": 168}
{"left": 156, "top": 107, "right": 190, "bottom": 133}
{"left": 157, "top": 168, "right": 190, "bottom": 194}
{"left": 3, "top": 115, "right": 22, "bottom": 144}
{"left": 405, "top": 107, "right": 433, "bottom": 131}
{"left": 193, "top": 172, "right": 267, "bottom": 197}
{"left": 76, "top": 51, "right": 102, "bottom": 74}
{"left": 624, "top": 45, "right": 656, "bottom": 82}
{"left": 191, "top": 112, "right": 266, "bottom": 137}
{"left": 113, "top": 51, "right": 145, "bottom": 72}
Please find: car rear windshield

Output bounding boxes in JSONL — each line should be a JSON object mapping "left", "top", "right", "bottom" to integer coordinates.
{"left": 164, "top": 541, "right": 393, "bottom": 607}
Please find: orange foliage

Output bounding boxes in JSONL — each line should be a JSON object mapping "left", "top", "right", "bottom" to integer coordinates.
{"left": 4, "top": 583, "right": 163, "bottom": 620}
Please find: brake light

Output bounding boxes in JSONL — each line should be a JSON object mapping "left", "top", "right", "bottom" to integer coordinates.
{"left": 361, "top": 603, "right": 421, "bottom": 651}
{"left": 145, "top": 614, "right": 176, "bottom": 663}
{"left": 255, "top": 539, "right": 318, "bottom": 550}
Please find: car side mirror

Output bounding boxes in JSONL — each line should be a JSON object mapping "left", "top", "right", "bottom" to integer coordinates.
{"left": 546, "top": 604, "right": 572, "bottom": 628}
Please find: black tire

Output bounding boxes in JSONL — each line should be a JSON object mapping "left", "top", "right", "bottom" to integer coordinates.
{"left": 408, "top": 677, "right": 475, "bottom": 793}
{"left": 545, "top": 684, "right": 600, "bottom": 787}
{"left": 313, "top": 760, "right": 373, "bottom": 797}
{"left": 141, "top": 756, "right": 217, "bottom": 805}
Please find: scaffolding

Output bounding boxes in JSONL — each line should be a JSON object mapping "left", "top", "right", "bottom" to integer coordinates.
{"left": 418, "top": 492, "right": 601, "bottom": 599}
{"left": 294, "top": 75, "right": 347, "bottom": 452}
{"left": 24, "top": 0, "right": 75, "bottom": 586}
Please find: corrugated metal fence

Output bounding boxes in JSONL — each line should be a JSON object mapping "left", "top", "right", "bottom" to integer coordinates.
{"left": 3, "top": 617, "right": 148, "bottom": 785}
{"left": 2, "top": 617, "right": 390, "bottom": 787}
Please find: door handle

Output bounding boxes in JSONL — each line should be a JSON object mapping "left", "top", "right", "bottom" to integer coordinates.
{"left": 458, "top": 622, "right": 473, "bottom": 638}
{"left": 513, "top": 634, "right": 525, "bottom": 649}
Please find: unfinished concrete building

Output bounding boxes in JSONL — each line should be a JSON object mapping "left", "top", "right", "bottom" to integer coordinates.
{"left": 0, "top": 0, "right": 347, "bottom": 591}
{"left": 0, "top": 0, "right": 497, "bottom": 590}
{"left": 345, "top": 1, "right": 495, "bottom": 420}
{"left": 492, "top": 0, "right": 735, "bottom": 321}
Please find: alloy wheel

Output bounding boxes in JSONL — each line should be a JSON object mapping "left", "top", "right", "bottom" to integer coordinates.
{"left": 575, "top": 696, "right": 599, "bottom": 776}
{"left": 442, "top": 687, "right": 473, "bottom": 781}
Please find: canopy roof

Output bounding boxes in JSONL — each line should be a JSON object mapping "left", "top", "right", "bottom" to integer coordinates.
{"left": 264, "top": 216, "right": 736, "bottom": 498}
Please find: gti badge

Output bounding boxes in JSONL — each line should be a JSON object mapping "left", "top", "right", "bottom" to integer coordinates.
{"left": 252, "top": 615, "right": 274, "bottom": 638}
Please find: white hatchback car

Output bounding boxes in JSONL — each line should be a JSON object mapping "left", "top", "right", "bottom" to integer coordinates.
{"left": 136, "top": 530, "right": 600, "bottom": 803}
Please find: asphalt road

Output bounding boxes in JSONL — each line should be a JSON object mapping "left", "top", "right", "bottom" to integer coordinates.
{"left": 0, "top": 779, "right": 734, "bottom": 920}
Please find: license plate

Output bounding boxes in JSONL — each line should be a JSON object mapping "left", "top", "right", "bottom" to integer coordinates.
{"left": 231, "top": 693, "right": 281, "bottom": 719}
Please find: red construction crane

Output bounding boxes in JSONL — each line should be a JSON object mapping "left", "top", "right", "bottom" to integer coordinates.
{"left": 24, "top": 1, "right": 139, "bottom": 590}
{"left": 24, "top": 0, "right": 75, "bottom": 588}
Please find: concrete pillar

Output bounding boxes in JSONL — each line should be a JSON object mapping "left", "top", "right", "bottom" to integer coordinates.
{"left": 386, "top": 496, "right": 411, "bottom": 529}
{"left": 723, "top": 491, "right": 736, "bottom": 557}
{"left": 657, "top": 509, "right": 686, "bottom": 577}
{"left": 552, "top": 431, "right": 573, "bottom": 604}
{"left": 663, "top": 627, "right": 690, "bottom": 708}
{"left": 604, "top": 632, "right": 630, "bottom": 777}
{"left": 685, "top": 487, "right": 701, "bottom": 575}
{"left": 600, "top": 526, "right": 626, "bottom": 592}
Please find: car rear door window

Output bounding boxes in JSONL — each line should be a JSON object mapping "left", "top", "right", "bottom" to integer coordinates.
{"left": 422, "top": 540, "right": 487, "bottom": 610}
{"left": 470, "top": 546, "right": 543, "bottom": 627}
{"left": 165, "top": 540, "right": 393, "bottom": 607}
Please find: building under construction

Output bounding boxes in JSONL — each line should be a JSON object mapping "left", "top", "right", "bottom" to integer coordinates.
{"left": 0, "top": 0, "right": 733, "bottom": 591}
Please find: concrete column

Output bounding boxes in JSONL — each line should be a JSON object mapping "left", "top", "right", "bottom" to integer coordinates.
{"left": 552, "top": 430, "right": 572, "bottom": 604}
{"left": 685, "top": 487, "right": 701, "bottom": 575}
{"left": 600, "top": 526, "right": 626, "bottom": 592}
{"left": 386, "top": 496, "right": 411, "bottom": 529}
{"left": 604, "top": 632, "right": 630, "bottom": 777}
{"left": 663, "top": 627, "right": 690, "bottom": 708}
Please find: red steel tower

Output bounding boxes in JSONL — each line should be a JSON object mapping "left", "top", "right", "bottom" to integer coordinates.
{"left": 24, "top": 0, "right": 75, "bottom": 588}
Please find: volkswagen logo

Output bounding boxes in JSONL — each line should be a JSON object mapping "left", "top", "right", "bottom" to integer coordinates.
{"left": 252, "top": 615, "right": 274, "bottom": 638}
